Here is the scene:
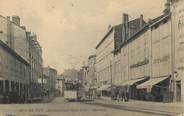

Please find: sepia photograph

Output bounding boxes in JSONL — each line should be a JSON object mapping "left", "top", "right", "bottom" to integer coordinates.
{"left": 0, "top": 0, "right": 183, "bottom": 116}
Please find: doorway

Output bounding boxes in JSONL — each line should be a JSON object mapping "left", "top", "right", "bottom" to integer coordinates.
{"left": 176, "top": 81, "right": 181, "bottom": 102}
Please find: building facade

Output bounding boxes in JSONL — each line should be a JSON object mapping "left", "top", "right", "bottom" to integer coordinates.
{"left": 26, "top": 32, "right": 44, "bottom": 96}
{"left": 0, "top": 15, "right": 29, "bottom": 62}
{"left": 95, "top": 27, "right": 114, "bottom": 93}
{"left": 86, "top": 55, "right": 96, "bottom": 88}
{"left": 56, "top": 75, "right": 65, "bottom": 96}
{"left": 84, "top": 55, "right": 97, "bottom": 99}
{"left": 0, "top": 15, "right": 43, "bottom": 101}
{"left": 113, "top": 13, "right": 172, "bottom": 101}
{"left": 109, "top": 0, "right": 184, "bottom": 102}
{"left": 0, "top": 40, "right": 30, "bottom": 102}
{"left": 94, "top": 0, "right": 184, "bottom": 102}
{"left": 171, "top": 0, "right": 184, "bottom": 102}
{"left": 0, "top": 15, "right": 31, "bottom": 102}
{"left": 43, "top": 67, "right": 57, "bottom": 93}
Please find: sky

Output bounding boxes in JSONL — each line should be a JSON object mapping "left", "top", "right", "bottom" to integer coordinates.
{"left": 0, "top": 0, "right": 166, "bottom": 74}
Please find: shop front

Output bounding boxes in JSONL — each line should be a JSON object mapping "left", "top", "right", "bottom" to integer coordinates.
{"left": 137, "top": 76, "right": 171, "bottom": 102}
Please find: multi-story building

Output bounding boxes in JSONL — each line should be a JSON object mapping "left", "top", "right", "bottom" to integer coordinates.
{"left": 0, "top": 38, "right": 30, "bottom": 102}
{"left": 85, "top": 55, "right": 97, "bottom": 99}
{"left": 109, "top": 0, "right": 184, "bottom": 102}
{"left": 0, "top": 15, "right": 43, "bottom": 101}
{"left": 56, "top": 75, "right": 65, "bottom": 96}
{"left": 86, "top": 55, "right": 96, "bottom": 88}
{"left": 95, "top": 26, "right": 114, "bottom": 93}
{"left": 26, "top": 32, "right": 43, "bottom": 98}
{"left": 95, "top": 14, "right": 146, "bottom": 95}
{"left": 43, "top": 67, "right": 57, "bottom": 93}
{"left": 0, "top": 15, "right": 31, "bottom": 101}
{"left": 0, "top": 15, "right": 29, "bottom": 62}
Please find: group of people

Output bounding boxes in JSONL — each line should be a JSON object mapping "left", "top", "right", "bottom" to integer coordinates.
{"left": 3, "top": 91, "right": 26, "bottom": 103}
{"left": 111, "top": 87, "right": 130, "bottom": 102}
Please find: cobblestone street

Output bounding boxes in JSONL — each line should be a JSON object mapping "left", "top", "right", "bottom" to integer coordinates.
{"left": 0, "top": 97, "right": 176, "bottom": 116}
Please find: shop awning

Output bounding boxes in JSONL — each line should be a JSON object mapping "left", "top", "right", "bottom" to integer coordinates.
{"left": 121, "top": 78, "right": 146, "bottom": 86}
{"left": 0, "top": 77, "right": 5, "bottom": 80}
{"left": 90, "top": 86, "right": 97, "bottom": 89}
{"left": 137, "top": 76, "right": 169, "bottom": 89}
{"left": 97, "top": 84, "right": 111, "bottom": 91}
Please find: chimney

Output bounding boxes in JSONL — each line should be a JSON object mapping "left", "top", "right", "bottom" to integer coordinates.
{"left": 123, "top": 13, "right": 129, "bottom": 24}
{"left": 164, "top": 0, "right": 171, "bottom": 14}
{"left": 21, "top": 26, "right": 26, "bottom": 30}
{"left": 12, "top": 15, "right": 20, "bottom": 26}
{"left": 108, "top": 25, "right": 112, "bottom": 31}
{"left": 140, "top": 14, "right": 144, "bottom": 27}
{"left": 6, "top": 16, "right": 10, "bottom": 20}
{"left": 122, "top": 13, "right": 129, "bottom": 40}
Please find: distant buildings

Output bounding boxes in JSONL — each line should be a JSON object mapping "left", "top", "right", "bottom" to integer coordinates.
{"left": 62, "top": 69, "right": 79, "bottom": 82}
{"left": 86, "top": 55, "right": 96, "bottom": 88}
{"left": 56, "top": 75, "right": 65, "bottom": 96}
{"left": 43, "top": 66, "right": 57, "bottom": 93}
{"left": 26, "top": 32, "right": 43, "bottom": 98}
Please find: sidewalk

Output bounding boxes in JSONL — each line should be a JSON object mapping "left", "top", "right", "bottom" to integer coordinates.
{"left": 93, "top": 97, "right": 184, "bottom": 115}
{"left": 42, "top": 94, "right": 56, "bottom": 103}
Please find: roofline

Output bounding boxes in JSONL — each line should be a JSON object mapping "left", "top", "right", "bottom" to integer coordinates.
{"left": 44, "top": 67, "right": 57, "bottom": 72}
{"left": 96, "top": 27, "right": 114, "bottom": 49}
{"left": 114, "top": 13, "right": 171, "bottom": 54}
{"left": 116, "top": 24, "right": 149, "bottom": 51}
{"left": 88, "top": 55, "right": 96, "bottom": 59}
{"left": 0, "top": 15, "right": 27, "bottom": 31}
{"left": 149, "top": 13, "right": 171, "bottom": 28}
{"left": 0, "top": 40, "right": 30, "bottom": 66}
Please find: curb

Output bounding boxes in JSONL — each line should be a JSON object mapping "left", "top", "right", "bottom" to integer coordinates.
{"left": 84, "top": 99, "right": 183, "bottom": 116}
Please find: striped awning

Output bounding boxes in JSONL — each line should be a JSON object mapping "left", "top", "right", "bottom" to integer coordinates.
{"left": 121, "top": 78, "right": 146, "bottom": 86}
{"left": 137, "top": 76, "right": 169, "bottom": 89}
{"left": 97, "top": 84, "right": 111, "bottom": 91}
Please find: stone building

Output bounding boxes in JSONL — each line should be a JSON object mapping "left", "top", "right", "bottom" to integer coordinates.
{"left": 0, "top": 15, "right": 43, "bottom": 101}
{"left": 85, "top": 55, "right": 97, "bottom": 99}
{"left": 0, "top": 15, "right": 29, "bottom": 62}
{"left": 43, "top": 67, "right": 57, "bottom": 93}
{"left": 95, "top": 14, "right": 146, "bottom": 96}
{"left": 86, "top": 55, "right": 97, "bottom": 88}
{"left": 0, "top": 39, "right": 30, "bottom": 102}
{"left": 0, "top": 15, "right": 31, "bottom": 101}
{"left": 107, "top": 0, "right": 184, "bottom": 102}
{"left": 56, "top": 75, "right": 65, "bottom": 96}
{"left": 26, "top": 32, "right": 43, "bottom": 96}
{"left": 95, "top": 26, "right": 114, "bottom": 95}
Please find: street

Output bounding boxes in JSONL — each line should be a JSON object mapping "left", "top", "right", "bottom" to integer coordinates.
{"left": 0, "top": 97, "right": 175, "bottom": 116}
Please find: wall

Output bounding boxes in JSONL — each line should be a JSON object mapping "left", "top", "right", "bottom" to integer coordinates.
{"left": 13, "top": 24, "right": 29, "bottom": 62}
{"left": 0, "top": 42, "right": 29, "bottom": 84}
{"left": 115, "top": 16, "right": 172, "bottom": 86}
{"left": 86, "top": 56, "right": 96, "bottom": 87}
{"left": 43, "top": 67, "right": 57, "bottom": 92}
{"left": 27, "top": 33, "right": 43, "bottom": 84}
{"left": 96, "top": 29, "right": 114, "bottom": 86}
{"left": 0, "top": 15, "right": 10, "bottom": 45}
{"left": 0, "top": 16, "right": 29, "bottom": 63}
{"left": 172, "top": 0, "right": 184, "bottom": 102}
{"left": 151, "top": 20, "right": 172, "bottom": 78}
{"left": 128, "top": 30, "right": 151, "bottom": 80}
{"left": 113, "top": 53, "right": 121, "bottom": 85}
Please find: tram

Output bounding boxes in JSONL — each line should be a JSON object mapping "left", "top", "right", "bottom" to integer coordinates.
{"left": 64, "top": 81, "right": 81, "bottom": 101}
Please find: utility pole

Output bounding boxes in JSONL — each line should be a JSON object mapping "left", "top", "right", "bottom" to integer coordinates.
{"left": 110, "top": 60, "right": 113, "bottom": 99}
{"left": 170, "top": 0, "right": 176, "bottom": 102}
